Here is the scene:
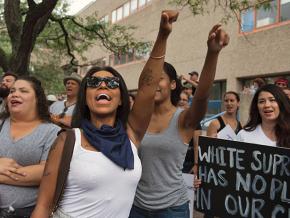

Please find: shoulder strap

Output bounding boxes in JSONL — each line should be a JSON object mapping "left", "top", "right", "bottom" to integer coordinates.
{"left": 52, "top": 129, "right": 76, "bottom": 213}
{"left": 217, "top": 116, "right": 226, "bottom": 133}
{"left": 0, "top": 119, "right": 5, "bottom": 133}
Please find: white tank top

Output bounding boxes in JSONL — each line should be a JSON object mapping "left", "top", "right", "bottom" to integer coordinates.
{"left": 59, "top": 128, "right": 142, "bottom": 218}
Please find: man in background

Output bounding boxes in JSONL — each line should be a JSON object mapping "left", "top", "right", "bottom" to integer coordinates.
{"left": 50, "top": 72, "right": 82, "bottom": 128}
{"left": 0, "top": 72, "right": 18, "bottom": 113}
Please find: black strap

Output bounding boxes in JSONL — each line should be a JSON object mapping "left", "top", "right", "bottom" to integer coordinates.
{"left": 51, "top": 129, "right": 75, "bottom": 213}
{"left": 0, "top": 119, "right": 5, "bottom": 133}
{"left": 217, "top": 116, "right": 226, "bottom": 133}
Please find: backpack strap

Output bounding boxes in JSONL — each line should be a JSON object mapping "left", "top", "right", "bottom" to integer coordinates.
{"left": 51, "top": 128, "right": 76, "bottom": 213}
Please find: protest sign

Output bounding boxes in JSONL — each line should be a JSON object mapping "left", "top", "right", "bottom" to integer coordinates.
{"left": 196, "top": 136, "right": 290, "bottom": 218}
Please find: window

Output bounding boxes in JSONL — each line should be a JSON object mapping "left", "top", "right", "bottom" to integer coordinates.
{"left": 241, "top": 8, "right": 254, "bottom": 32}
{"left": 207, "top": 81, "right": 226, "bottom": 116}
{"left": 100, "top": 15, "right": 109, "bottom": 23}
{"left": 256, "top": 0, "right": 277, "bottom": 28}
{"left": 281, "top": 0, "right": 290, "bottom": 21}
{"left": 111, "top": 0, "right": 151, "bottom": 23}
{"left": 139, "top": 0, "right": 146, "bottom": 8}
{"left": 111, "top": 10, "right": 116, "bottom": 23}
{"left": 117, "top": 7, "right": 123, "bottom": 21}
{"left": 123, "top": 2, "right": 130, "bottom": 17}
{"left": 130, "top": 0, "right": 138, "bottom": 12}
{"left": 240, "top": 0, "right": 290, "bottom": 33}
{"left": 109, "top": 50, "right": 147, "bottom": 66}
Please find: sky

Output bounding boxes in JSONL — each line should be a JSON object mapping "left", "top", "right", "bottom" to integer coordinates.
{"left": 67, "top": 0, "right": 95, "bottom": 15}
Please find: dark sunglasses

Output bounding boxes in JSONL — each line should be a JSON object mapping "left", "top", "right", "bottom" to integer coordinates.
{"left": 86, "top": 76, "right": 120, "bottom": 89}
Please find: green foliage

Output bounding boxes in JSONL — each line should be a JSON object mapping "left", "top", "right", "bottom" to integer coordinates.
{"left": 30, "top": 63, "right": 65, "bottom": 95}
{"left": 0, "top": 0, "right": 151, "bottom": 75}
{"left": 35, "top": 2, "right": 151, "bottom": 66}
{"left": 170, "top": 0, "right": 271, "bottom": 23}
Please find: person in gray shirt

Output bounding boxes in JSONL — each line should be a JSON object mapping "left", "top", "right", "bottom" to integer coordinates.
{"left": 0, "top": 76, "right": 60, "bottom": 218}
{"left": 49, "top": 73, "right": 82, "bottom": 128}
{"left": 130, "top": 24, "right": 230, "bottom": 218}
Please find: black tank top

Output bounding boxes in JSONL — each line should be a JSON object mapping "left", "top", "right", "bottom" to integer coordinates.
{"left": 217, "top": 116, "right": 242, "bottom": 134}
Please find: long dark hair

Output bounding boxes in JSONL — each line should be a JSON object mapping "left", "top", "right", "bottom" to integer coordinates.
{"left": 71, "top": 66, "right": 130, "bottom": 128}
{"left": 163, "top": 62, "right": 182, "bottom": 106}
{"left": 244, "top": 84, "right": 290, "bottom": 148}
{"left": 0, "top": 76, "right": 50, "bottom": 122}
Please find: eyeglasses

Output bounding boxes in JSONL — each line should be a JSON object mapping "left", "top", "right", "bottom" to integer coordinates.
{"left": 86, "top": 76, "right": 120, "bottom": 89}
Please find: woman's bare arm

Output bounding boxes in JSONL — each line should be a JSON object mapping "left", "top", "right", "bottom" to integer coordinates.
{"left": 31, "top": 132, "right": 67, "bottom": 218}
{"left": 127, "top": 10, "right": 179, "bottom": 146}
{"left": 180, "top": 25, "right": 230, "bottom": 130}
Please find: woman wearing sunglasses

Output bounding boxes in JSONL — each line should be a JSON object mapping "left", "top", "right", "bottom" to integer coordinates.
{"left": 31, "top": 10, "right": 178, "bottom": 218}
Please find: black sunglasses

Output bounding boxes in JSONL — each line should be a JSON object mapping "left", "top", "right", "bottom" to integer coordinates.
{"left": 86, "top": 76, "right": 120, "bottom": 89}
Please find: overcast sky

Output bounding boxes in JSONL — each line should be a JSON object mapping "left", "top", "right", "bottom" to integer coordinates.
{"left": 67, "top": 0, "right": 94, "bottom": 15}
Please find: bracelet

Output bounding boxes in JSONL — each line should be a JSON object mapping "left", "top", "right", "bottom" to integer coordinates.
{"left": 150, "top": 54, "right": 165, "bottom": 59}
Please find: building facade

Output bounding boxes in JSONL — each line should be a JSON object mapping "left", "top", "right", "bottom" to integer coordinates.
{"left": 76, "top": 0, "right": 290, "bottom": 123}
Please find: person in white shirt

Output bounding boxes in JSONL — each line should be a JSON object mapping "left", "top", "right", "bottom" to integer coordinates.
{"left": 31, "top": 10, "right": 178, "bottom": 218}
{"left": 237, "top": 84, "right": 290, "bottom": 148}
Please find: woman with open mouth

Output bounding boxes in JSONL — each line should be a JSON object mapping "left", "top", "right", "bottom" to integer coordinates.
{"left": 237, "top": 84, "right": 290, "bottom": 148}
{"left": 207, "top": 91, "right": 242, "bottom": 139}
{"left": 0, "top": 76, "right": 60, "bottom": 218}
{"left": 31, "top": 10, "right": 179, "bottom": 218}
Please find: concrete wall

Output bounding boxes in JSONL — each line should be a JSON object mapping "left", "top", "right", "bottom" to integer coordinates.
{"left": 76, "top": 0, "right": 290, "bottom": 121}
{"left": 77, "top": 0, "right": 290, "bottom": 88}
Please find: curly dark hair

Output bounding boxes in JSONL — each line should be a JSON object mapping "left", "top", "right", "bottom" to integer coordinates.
{"left": 163, "top": 62, "right": 182, "bottom": 106}
{"left": 244, "top": 84, "right": 290, "bottom": 148}
{"left": 0, "top": 76, "right": 50, "bottom": 122}
{"left": 71, "top": 66, "right": 130, "bottom": 128}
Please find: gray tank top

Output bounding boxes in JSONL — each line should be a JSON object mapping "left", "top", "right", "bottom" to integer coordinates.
{"left": 134, "top": 108, "right": 189, "bottom": 210}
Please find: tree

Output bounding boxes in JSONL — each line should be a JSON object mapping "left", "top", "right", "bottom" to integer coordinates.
{"left": 0, "top": 0, "right": 150, "bottom": 75}
{"left": 170, "top": 0, "right": 271, "bottom": 23}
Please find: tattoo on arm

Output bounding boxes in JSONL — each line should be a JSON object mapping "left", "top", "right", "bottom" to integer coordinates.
{"left": 49, "top": 141, "right": 58, "bottom": 152}
{"left": 43, "top": 171, "right": 51, "bottom": 177}
{"left": 140, "top": 69, "right": 154, "bottom": 86}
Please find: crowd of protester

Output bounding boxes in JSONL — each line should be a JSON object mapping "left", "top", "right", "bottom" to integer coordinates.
{"left": 0, "top": 9, "right": 289, "bottom": 218}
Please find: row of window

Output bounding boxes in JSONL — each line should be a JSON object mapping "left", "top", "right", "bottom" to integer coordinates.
{"left": 100, "top": 0, "right": 152, "bottom": 24}
{"left": 111, "top": 0, "right": 152, "bottom": 24}
{"left": 109, "top": 51, "right": 149, "bottom": 66}
{"left": 99, "top": 1, "right": 152, "bottom": 66}
{"left": 240, "top": 0, "right": 290, "bottom": 33}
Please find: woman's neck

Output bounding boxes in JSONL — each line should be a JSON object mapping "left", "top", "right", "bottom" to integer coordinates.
{"left": 223, "top": 112, "right": 237, "bottom": 120}
{"left": 261, "top": 120, "right": 277, "bottom": 141}
{"left": 261, "top": 120, "right": 276, "bottom": 132}
{"left": 90, "top": 114, "right": 116, "bottom": 129}
{"left": 10, "top": 115, "right": 41, "bottom": 124}
{"left": 154, "top": 100, "right": 175, "bottom": 115}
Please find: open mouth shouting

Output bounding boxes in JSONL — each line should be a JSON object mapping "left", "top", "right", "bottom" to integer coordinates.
{"left": 96, "top": 93, "right": 112, "bottom": 104}
{"left": 10, "top": 99, "right": 22, "bottom": 107}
